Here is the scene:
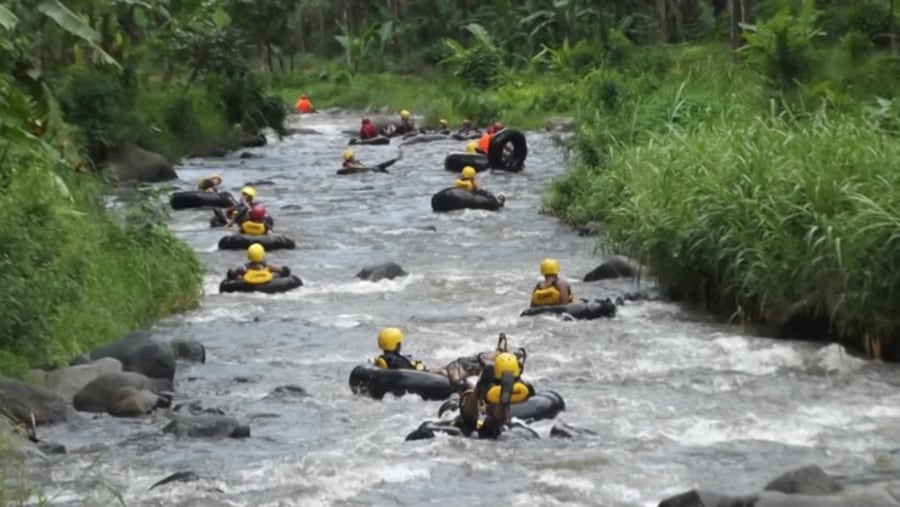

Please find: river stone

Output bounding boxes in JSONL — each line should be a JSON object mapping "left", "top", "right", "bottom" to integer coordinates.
{"left": 764, "top": 465, "right": 842, "bottom": 495}
{"left": 355, "top": 262, "right": 407, "bottom": 282}
{"left": 70, "top": 331, "right": 178, "bottom": 382}
{"left": 32, "top": 357, "right": 124, "bottom": 403}
{"left": 107, "top": 144, "right": 177, "bottom": 183}
{"left": 170, "top": 338, "right": 206, "bottom": 364}
{"left": 73, "top": 371, "right": 172, "bottom": 416}
{"left": 239, "top": 134, "right": 266, "bottom": 148}
{"left": 149, "top": 471, "right": 200, "bottom": 490}
{"left": 0, "top": 376, "right": 68, "bottom": 426}
{"left": 583, "top": 256, "right": 637, "bottom": 282}
{"left": 162, "top": 415, "right": 250, "bottom": 439}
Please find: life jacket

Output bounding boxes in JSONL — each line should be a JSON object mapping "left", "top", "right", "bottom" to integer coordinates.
{"left": 375, "top": 352, "right": 425, "bottom": 371}
{"left": 478, "top": 132, "right": 493, "bottom": 154}
{"left": 240, "top": 220, "right": 267, "bottom": 236}
{"left": 242, "top": 262, "right": 273, "bottom": 285}
{"left": 454, "top": 179, "right": 475, "bottom": 191}
{"left": 360, "top": 123, "right": 378, "bottom": 139}
{"left": 484, "top": 378, "right": 534, "bottom": 405}
{"left": 296, "top": 98, "right": 312, "bottom": 113}
{"left": 531, "top": 280, "right": 574, "bottom": 306}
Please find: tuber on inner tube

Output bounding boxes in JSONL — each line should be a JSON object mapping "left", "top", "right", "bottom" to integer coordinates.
{"left": 487, "top": 129, "right": 528, "bottom": 172}
{"left": 210, "top": 212, "right": 274, "bottom": 229}
{"left": 348, "top": 135, "right": 390, "bottom": 146}
{"left": 217, "top": 234, "right": 296, "bottom": 250}
{"left": 431, "top": 187, "right": 504, "bottom": 212}
{"left": 170, "top": 191, "right": 235, "bottom": 210}
{"left": 443, "top": 153, "right": 489, "bottom": 173}
{"left": 219, "top": 275, "right": 303, "bottom": 294}
{"left": 349, "top": 363, "right": 455, "bottom": 401}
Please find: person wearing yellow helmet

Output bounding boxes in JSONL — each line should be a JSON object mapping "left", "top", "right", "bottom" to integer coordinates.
{"left": 373, "top": 327, "right": 426, "bottom": 371}
{"left": 225, "top": 186, "right": 258, "bottom": 227}
{"left": 340, "top": 148, "right": 404, "bottom": 173}
{"left": 197, "top": 173, "right": 223, "bottom": 192}
{"left": 455, "top": 118, "right": 481, "bottom": 139}
{"left": 398, "top": 109, "right": 415, "bottom": 134}
{"left": 436, "top": 118, "right": 450, "bottom": 135}
{"left": 458, "top": 347, "right": 534, "bottom": 439}
{"left": 531, "top": 258, "right": 574, "bottom": 307}
{"left": 466, "top": 141, "right": 478, "bottom": 154}
{"left": 226, "top": 243, "right": 290, "bottom": 285}
{"left": 454, "top": 166, "right": 479, "bottom": 192}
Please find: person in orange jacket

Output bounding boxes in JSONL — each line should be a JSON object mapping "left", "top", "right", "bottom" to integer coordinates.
{"left": 295, "top": 93, "right": 314, "bottom": 114}
{"left": 477, "top": 126, "right": 495, "bottom": 154}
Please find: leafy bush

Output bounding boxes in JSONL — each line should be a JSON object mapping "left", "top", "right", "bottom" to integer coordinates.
{"left": 440, "top": 24, "right": 505, "bottom": 89}
{"left": 741, "top": 1, "right": 823, "bottom": 91}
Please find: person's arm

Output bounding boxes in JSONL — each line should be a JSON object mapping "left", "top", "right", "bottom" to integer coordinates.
{"left": 557, "top": 279, "right": 571, "bottom": 304}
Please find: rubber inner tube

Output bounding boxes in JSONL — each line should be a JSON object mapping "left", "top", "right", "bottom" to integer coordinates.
{"left": 509, "top": 390, "right": 566, "bottom": 422}
{"left": 336, "top": 167, "right": 373, "bottom": 176}
{"left": 431, "top": 187, "right": 503, "bottom": 213}
{"left": 443, "top": 153, "right": 489, "bottom": 173}
{"left": 488, "top": 129, "right": 528, "bottom": 172}
{"left": 520, "top": 299, "right": 617, "bottom": 320}
{"left": 348, "top": 136, "right": 390, "bottom": 146}
{"left": 217, "top": 234, "right": 296, "bottom": 250}
{"left": 348, "top": 363, "right": 455, "bottom": 401}
{"left": 219, "top": 275, "right": 303, "bottom": 294}
{"left": 170, "top": 191, "right": 234, "bottom": 210}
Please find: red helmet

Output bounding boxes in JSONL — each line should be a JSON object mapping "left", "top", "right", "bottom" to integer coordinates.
{"left": 493, "top": 122, "right": 504, "bottom": 131}
{"left": 362, "top": 118, "right": 371, "bottom": 124}
{"left": 249, "top": 205, "right": 266, "bottom": 221}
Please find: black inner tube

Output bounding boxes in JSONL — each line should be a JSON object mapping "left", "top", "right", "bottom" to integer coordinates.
{"left": 488, "top": 129, "right": 528, "bottom": 172}
{"left": 443, "top": 153, "right": 489, "bottom": 173}
{"left": 219, "top": 275, "right": 303, "bottom": 294}
{"left": 431, "top": 187, "right": 503, "bottom": 212}
{"left": 348, "top": 364, "right": 455, "bottom": 401}
{"left": 217, "top": 234, "right": 296, "bottom": 250}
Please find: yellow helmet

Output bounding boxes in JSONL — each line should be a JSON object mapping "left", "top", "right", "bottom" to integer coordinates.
{"left": 461, "top": 166, "right": 476, "bottom": 179}
{"left": 439, "top": 118, "right": 448, "bottom": 126}
{"left": 343, "top": 148, "right": 355, "bottom": 161}
{"left": 400, "top": 110, "right": 411, "bottom": 120}
{"left": 247, "top": 243, "right": 266, "bottom": 263}
{"left": 377, "top": 327, "right": 403, "bottom": 352}
{"left": 241, "top": 186, "right": 257, "bottom": 200}
{"left": 466, "top": 141, "right": 477, "bottom": 153}
{"left": 493, "top": 352, "right": 521, "bottom": 379}
{"left": 211, "top": 173, "right": 223, "bottom": 181}
{"left": 540, "top": 258, "right": 560, "bottom": 276}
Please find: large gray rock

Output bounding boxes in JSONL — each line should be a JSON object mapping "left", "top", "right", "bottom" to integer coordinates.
{"left": 764, "top": 465, "right": 842, "bottom": 495}
{"left": 107, "top": 144, "right": 177, "bottom": 183}
{"left": 583, "top": 256, "right": 637, "bottom": 282}
{"left": 71, "top": 332, "right": 205, "bottom": 382}
{"left": 355, "top": 262, "right": 408, "bottom": 282}
{"left": 162, "top": 415, "right": 250, "bottom": 439}
{"left": 26, "top": 357, "right": 123, "bottom": 403}
{"left": 73, "top": 371, "right": 172, "bottom": 417}
{"left": 0, "top": 376, "right": 68, "bottom": 426}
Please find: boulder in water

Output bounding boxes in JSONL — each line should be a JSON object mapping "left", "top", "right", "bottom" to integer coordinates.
{"left": 162, "top": 415, "right": 250, "bottom": 439}
{"left": 763, "top": 465, "right": 842, "bottom": 495}
{"left": 70, "top": 332, "right": 201, "bottom": 382}
{"left": 27, "top": 357, "right": 123, "bottom": 403}
{"left": 170, "top": 337, "right": 206, "bottom": 364}
{"left": 73, "top": 371, "right": 172, "bottom": 417}
{"left": 107, "top": 144, "right": 177, "bottom": 183}
{"left": 0, "top": 375, "right": 68, "bottom": 426}
{"left": 583, "top": 257, "right": 638, "bottom": 282}
{"left": 355, "top": 262, "right": 408, "bottom": 282}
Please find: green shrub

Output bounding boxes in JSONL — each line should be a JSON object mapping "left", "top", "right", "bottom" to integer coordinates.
{"left": 0, "top": 149, "right": 202, "bottom": 376}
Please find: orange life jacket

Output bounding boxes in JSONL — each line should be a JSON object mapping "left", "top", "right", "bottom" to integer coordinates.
{"left": 296, "top": 98, "right": 312, "bottom": 113}
{"left": 478, "top": 132, "right": 493, "bottom": 154}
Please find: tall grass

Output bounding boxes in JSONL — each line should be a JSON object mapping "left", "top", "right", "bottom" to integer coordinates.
{"left": 550, "top": 109, "right": 900, "bottom": 354}
{"left": 0, "top": 148, "right": 203, "bottom": 376}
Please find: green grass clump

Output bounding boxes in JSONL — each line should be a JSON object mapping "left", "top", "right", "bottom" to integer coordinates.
{"left": 0, "top": 149, "right": 203, "bottom": 377}
{"left": 551, "top": 110, "right": 900, "bottom": 353}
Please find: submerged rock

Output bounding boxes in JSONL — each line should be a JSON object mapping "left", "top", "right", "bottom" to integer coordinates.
{"left": 149, "top": 471, "right": 200, "bottom": 490}
{"left": 0, "top": 376, "right": 68, "bottom": 426}
{"left": 355, "top": 262, "right": 408, "bottom": 282}
{"left": 162, "top": 415, "right": 250, "bottom": 439}
{"left": 583, "top": 256, "right": 638, "bottom": 282}
{"left": 107, "top": 144, "right": 177, "bottom": 183}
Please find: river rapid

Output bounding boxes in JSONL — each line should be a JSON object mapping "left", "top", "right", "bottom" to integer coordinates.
{"left": 35, "top": 111, "right": 900, "bottom": 506}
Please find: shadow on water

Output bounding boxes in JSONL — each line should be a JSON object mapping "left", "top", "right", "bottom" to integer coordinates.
{"left": 36, "top": 111, "right": 900, "bottom": 507}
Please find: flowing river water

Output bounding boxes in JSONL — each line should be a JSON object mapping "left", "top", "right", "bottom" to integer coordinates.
{"left": 34, "top": 111, "right": 900, "bottom": 506}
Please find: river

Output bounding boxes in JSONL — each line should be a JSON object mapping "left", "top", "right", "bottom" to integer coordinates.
{"left": 36, "top": 112, "right": 900, "bottom": 506}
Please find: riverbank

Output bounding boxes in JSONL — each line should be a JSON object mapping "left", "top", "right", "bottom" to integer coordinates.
{"left": 545, "top": 38, "right": 900, "bottom": 359}
{"left": 270, "top": 58, "right": 579, "bottom": 131}
{"left": 0, "top": 148, "right": 204, "bottom": 377}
